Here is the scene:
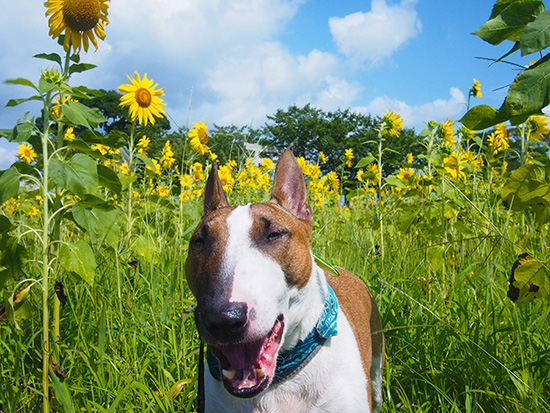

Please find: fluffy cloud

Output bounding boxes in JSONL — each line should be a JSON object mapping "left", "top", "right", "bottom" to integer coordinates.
{"left": 329, "top": 0, "right": 422, "bottom": 65}
{"left": 355, "top": 87, "right": 467, "bottom": 129}
{"left": 198, "top": 43, "right": 361, "bottom": 125}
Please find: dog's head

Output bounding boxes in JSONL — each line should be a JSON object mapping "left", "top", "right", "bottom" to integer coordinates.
{"left": 185, "top": 149, "right": 313, "bottom": 398}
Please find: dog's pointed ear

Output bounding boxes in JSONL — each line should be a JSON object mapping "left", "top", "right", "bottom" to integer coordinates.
{"left": 270, "top": 149, "right": 312, "bottom": 222}
{"left": 203, "top": 161, "right": 229, "bottom": 216}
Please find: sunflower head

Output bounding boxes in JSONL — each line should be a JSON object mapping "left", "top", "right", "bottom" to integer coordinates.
{"left": 471, "top": 79, "right": 482, "bottom": 98}
{"left": 380, "top": 109, "right": 403, "bottom": 137}
{"left": 118, "top": 72, "right": 166, "bottom": 126}
{"left": 527, "top": 115, "right": 549, "bottom": 141}
{"left": 188, "top": 122, "right": 210, "bottom": 155}
{"left": 18, "top": 143, "right": 38, "bottom": 164}
{"left": 44, "top": 0, "right": 110, "bottom": 53}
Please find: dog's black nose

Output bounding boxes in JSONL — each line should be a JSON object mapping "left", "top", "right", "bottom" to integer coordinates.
{"left": 204, "top": 302, "right": 248, "bottom": 342}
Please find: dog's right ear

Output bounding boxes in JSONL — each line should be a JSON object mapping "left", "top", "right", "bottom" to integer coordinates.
{"left": 203, "top": 161, "right": 229, "bottom": 216}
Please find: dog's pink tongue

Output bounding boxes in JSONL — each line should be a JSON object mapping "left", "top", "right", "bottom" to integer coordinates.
{"left": 218, "top": 319, "right": 283, "bottom": 390}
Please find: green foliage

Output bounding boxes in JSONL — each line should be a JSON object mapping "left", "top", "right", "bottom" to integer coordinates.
{"left": 462, "top": 0, "right": 550, "bottom": 129}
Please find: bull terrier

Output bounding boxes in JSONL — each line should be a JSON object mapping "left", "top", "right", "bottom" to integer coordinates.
{"left": 185, "top": 149, "right": 384, "bottom": 412}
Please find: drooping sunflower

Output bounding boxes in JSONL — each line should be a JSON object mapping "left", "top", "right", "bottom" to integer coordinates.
{"left": 381, "top": 109, "right": 403, "bottom": 138}
{"left": 44, "top": 0, "right": 110, "bottom": 53}
{"left": 18, "top": 143, "right": 37, "bottom": 164}
{"left": 188, "top": 122, "right": 210, "bottom": 155}
{"left": 159, "top": 140, "right": 176, "bottom": 169}
{"left": 118, "top": 72, "right": 166, "bottom": 126}
{"left": 527, "top": 115, "right": 549, "bottom": 141}
{"left": 344, "top": 148, "right": 354, "bottom": 167}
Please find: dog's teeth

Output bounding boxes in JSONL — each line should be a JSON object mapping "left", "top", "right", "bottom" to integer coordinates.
{"left": 222, "top": 369, "right": 236, "bottom": 380}
{"left": 256, "top": 367, "right": 266, "bottom": 378}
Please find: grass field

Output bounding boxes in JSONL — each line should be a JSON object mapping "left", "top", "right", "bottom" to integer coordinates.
{"left": 1, "top": 151, "right": 550, "bottom": 412}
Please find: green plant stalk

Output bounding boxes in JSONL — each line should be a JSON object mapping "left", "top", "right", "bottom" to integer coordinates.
{"left": 377, "top": 131, "right": 385, "bottom": 261}
{"left": 41, "top": 95, "right": 52, "bottom": 413}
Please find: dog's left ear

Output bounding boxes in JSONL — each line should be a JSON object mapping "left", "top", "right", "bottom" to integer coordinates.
{"left": 203, "top": 161, "right": 229, "bottom": 216}
{"left": 270, "top": 149, "right": 312, "bottom": 222}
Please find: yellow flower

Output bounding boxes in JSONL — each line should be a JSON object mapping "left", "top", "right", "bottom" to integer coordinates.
{"left": 438, "top": 117, "right": 455, "bottom": 146}
{"left": 462, "top": 151, "right": 484, "bottom": 171}
{"left": 28, "top": 205, "right": 40, "bottom": 217}
{"left": 259, "top": 158, "right": 274, "bottom": 170}
{"left": 91, "top": 143, "right": 109, "bottom": 155}
{"left": 396, "top": 168, "right": 414, "bottom": 183}
{"left": 157, "top": 185, "right": 170, "bottom": 197}
{"left": 136, "top": 136, "right": 150, "bottom": 155}
{"left": 319, "top": 152, "right": 327, "bottom": 164}
{"left": 188, "top": 122, "right": 209, "bottom": 155}
{"left": 192, "top": 162, "right": 204, "bottom": 181}
{"left": 295, "top": 157, "right": 307, "bottom": 174}
{"left": 344, "top": 149, "right": 354, "bottom": 167}
{"left": 327, "top": 171, "right": 339, "bottom": 190}
{"left": 218, "top": 165, "right": 235, "bottom": 192}
{"left": 64, "top": 126, "right": 75, "bottom": 141}
{"left": 179, "top": 174, "right": 191, "bottom": 187}
{"left": 17, "top": 143, "right": 37, "bottom": 164}
{"left": 527, "top": 115, "right": 549, "bottom": 141}
{"left": 381, "top": 109, "right": 403, "bottom": 137}
{"left": 487, "top": 124, "right": 510, "bottom": 155}
{"left": 305, "top": 163, "right": 320, "bottom": 179}
{"left": 406, "top": 152, "right": 413, "bottom": 164}
{"left": 119, "top": 162, "right": 129, "bottom": 176}
{"left": 118, "top": 72, "right": 166, "bottom": 126}
{"left": 472, "top": 79, "right": 482, "bottom": 98}
{"left": 160, "top": 140, "right": 175, "bottom": 169}
{"left": 444, "top": 154, "right": 465, "bottom": 180}
{"left": 51, "top": 95, "right": 75, "bottom": 119}
{"left": 209, "top": 151, "right": 218, "bottom": 161}
{"left": 44, "top": 0, "right": 110, "bottom": 53}
{"left": 357, "top": 169, "right": 364, "bottom": 182}
{"left": 366, "top": 163, "right": 380, "bottom": 186}
{"left": 146, "top": 158, "right": 161, "bottom": 174}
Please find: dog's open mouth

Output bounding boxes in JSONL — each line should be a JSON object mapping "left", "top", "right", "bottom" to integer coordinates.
{"left": 211, "top": 315, "right": 284, "bottom": 398}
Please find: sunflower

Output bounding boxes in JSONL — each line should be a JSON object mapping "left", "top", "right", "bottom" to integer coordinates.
{"left": 471, "top": 79, "right": 482, "bottom": 98}
{"left": 527, "top": 115, "right": 549, "bottom": 141}
{"left": 44, "top": 0, "right": 110, "bottom": 53}
{"left": 118, "top": 72, "right": 166, "bottom": 126}
{"left": 344, "top": 148, "right": 354, "bottom": 167}
{"left": 438, "top": 117, "right": 455, "bottom": 146}
{"left": 381, "top": 109, "right": 403, "bottom": 137}
{"left": 159, "top": 140, "right": 175, "bottom": 169}
{"left": 18, "top": 143, "right": 37, "bottom": 164}
{"left": 188, "top": 122, "right": 210, "bottom": 155}
{"left": 136, "top": 136, "right": 151, "bottom": 155}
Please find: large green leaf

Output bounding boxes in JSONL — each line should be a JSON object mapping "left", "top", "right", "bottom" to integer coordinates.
{"left": 49, "top": 153, "right": 98, "bottom": 196}
{"left": 460, "top": 105, "right": 508, "bottom": 130}
{"left": 521, "top": 9, "right": 550, "bottom": 55}
{"left": 0, "top": 236, "right": 29, "bottom": 289}
{"left": 473, "top": 0, "right": 544, "bottom": 45}
{"left": 0, "top": 167, "right": 21, "bottom": 204}
{"left": 59, "top": 240, "right": 96, "bottom": 285}
{"left": 62, "top": 100, "right": 106, "bottom": 129}
{"left": 502, "top": 53, "right": 550, "bottom": 116}
{"left": 72, "top": 205, "right": 118, "bottom": 240}
{"left": 508, "top": 253, "right": 550, "bottom": 302}
{"left": 98, "top": 164, "right": 122, "bottom": 195}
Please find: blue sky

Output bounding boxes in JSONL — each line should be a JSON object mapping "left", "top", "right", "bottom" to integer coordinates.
{"left": 0, "top": 0, "right": 539, "bottom": 169}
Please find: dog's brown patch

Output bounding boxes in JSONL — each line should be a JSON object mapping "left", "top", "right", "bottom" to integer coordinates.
{"left": 326, "top": 268, "right": 384, "bottom": 409}
{"left": 249, "top": 202, "right": 312, "bottom": 289}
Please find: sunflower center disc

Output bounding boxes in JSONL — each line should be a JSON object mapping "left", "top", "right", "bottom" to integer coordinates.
{"left": 136, "top": 88, "right": 152, "bottom": 108}
{"left": 63, "top": 0, "right": 101, "bottom": 32}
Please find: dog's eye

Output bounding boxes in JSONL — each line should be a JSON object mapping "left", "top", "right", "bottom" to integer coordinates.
{"left": 267, "top": 230, "right": 283, "bottom": 241}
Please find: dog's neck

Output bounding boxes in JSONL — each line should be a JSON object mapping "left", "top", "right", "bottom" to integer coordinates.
{"left": 282, "top": 261, "right": 329, "bottom": 351}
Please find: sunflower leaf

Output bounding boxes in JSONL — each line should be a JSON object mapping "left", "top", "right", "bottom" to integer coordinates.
{"left": 59, "top": 240, "right": 96, "bottom": 286}
{"left": 520, "top": 9, "right": 550, "bottom": 56}
{"left": 4, "top": 78, "right": 38, "bottom": 91}
{"left": 5, "top": 96, "right": 42, "bottom": 108}
{"left": 62, "top": 100, "right": 106, "bottom": 129}
{"left": 69, "top": 63, "right": 97, "bottom": 75}
{"left": 0, "top": 167, "right": 21, "bottom": 204}
{"left": 49, "top": 153, "right": 99, "bottom": 197}
{"left": 33, "top": 52, "right": 62, "bottom": 67}
{"left": 508, "top": 253, "right": 550, "bottom": 302}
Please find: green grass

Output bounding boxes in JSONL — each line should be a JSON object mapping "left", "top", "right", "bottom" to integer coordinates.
{"left": 1, "top": 184, "right": 550, "bottom": 412}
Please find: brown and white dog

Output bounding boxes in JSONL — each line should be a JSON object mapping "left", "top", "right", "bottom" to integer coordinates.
{"left": 185, "top": 149, "right": 384, "bottom": 412}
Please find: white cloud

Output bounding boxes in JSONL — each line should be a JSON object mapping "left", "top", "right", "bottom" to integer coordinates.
{"left": 0, "top": 145, "right": 18, "bottom": 170}
{"left": 329, "top": 0, "right": 422, "bottom": 65}
{"left": 354, "top": 87, "right": 467, "bottom": 129}
{"left": 197, "top": 43, "right": 361, "bottom": 125}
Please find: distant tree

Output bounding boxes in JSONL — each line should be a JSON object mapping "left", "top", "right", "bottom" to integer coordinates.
{"left": 208, "top": 124, "right": 262, "bottom": 165}
{"left": 261, "top": 104, "right": 424, "bottom": 175}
